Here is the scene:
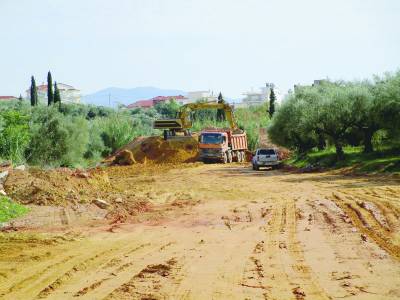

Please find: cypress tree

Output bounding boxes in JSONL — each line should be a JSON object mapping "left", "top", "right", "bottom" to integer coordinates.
{"left": 47, "top": 71, "right": 54, "bottom": 106}
{"left": 268, "top": 88, "right": 276, "bottom": 118}
{"left": 30, "top": 76, "right": 38, "bottom": 106}
{"left": 54, "top": 82, "right": 61, "bottom": 105}
{"left": 217, "top": 92, "right": 226, "bottom": 122}
{"left": 18, "top": 94, "right": 23, "bottom": 101}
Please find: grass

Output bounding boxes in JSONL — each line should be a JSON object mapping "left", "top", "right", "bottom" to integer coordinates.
{"left": 0, "top": 196, "right": 29, "bottom": 223}
{"left": 287, "top": 146, "right": 400, "bottom": 174}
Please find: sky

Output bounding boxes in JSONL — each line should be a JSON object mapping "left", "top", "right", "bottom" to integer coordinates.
{"left": 1, "top": 0, "right": 399, "bottom": 99}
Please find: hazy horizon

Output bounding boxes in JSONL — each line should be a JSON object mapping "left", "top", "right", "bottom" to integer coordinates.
{"left": 1, "top": 0, "right": 399, "bottom": 99}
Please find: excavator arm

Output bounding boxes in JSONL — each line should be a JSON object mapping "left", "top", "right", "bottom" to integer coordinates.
{"left": 154, "top": 102, "right": 238, "bottom": 139}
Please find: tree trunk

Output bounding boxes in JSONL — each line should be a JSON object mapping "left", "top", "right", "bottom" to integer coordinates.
{"left": 317, "top": 134, "right": 326, "bottom": 150}
{"left": 334, "top": 141, "right": 345, "bottom": 161}
{"left": 363, "top": 129, "right": 374, "bottom": 153}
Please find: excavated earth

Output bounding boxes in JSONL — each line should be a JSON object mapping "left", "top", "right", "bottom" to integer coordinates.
{"left": 1, "top": 163, "right": 400, "bottom": 300}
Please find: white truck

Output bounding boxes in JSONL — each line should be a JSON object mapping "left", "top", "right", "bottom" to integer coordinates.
{"left": 252, "top": 148, "right": 282, "bottom": 170}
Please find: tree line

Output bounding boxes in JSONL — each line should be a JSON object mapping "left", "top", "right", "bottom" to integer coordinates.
{"left": 268, "top": 71, "right": 400, "bottom": 160}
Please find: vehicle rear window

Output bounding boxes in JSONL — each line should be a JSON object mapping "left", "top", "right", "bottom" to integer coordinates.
{"left": 258, "top": 149, "right": 276, "bottom": 155}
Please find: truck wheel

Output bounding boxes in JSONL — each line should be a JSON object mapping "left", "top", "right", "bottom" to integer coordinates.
{"left": 252, "top": 164, "right": 259, "bottom": 171}
{"left": 239, "top": 151, "right": 244, "bottom": 163}
{"left": 241, "top": 151, "right": 246, "bottom": 162}
{"left": 228, "top": 152, "right": 233, "bottom": 163}
{"left": 222, "top": 152, "right": 228, "bottom": 164}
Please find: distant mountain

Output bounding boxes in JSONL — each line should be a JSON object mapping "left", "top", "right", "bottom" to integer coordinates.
{"left": 83, "top": 86, "right": 186, "bottom": 108}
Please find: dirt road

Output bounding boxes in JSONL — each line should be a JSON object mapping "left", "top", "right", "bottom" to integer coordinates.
{"left": 1, "top": 164, "right": 400, "bottom": 299}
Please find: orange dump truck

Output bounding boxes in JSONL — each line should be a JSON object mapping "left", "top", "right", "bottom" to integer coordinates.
{"left": 199, "top": 129, "right": 248, "bottom": 163}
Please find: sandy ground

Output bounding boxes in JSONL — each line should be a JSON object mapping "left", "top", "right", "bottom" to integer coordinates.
{"left": 1, "top": 163, "right": 400, "bottom": 300}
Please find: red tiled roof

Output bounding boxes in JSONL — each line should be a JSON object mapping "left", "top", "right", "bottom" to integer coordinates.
{"left": 151, "top": 95, "right": 186, "bottom": 102}
{"left": 126, "top": 99, "right": 154, "bottom": 108}
{"left": 0, "top": 96, "right": 17, "bottom": 100}
{"left": 126, "top": 95, "right": 187, "bottom": 109}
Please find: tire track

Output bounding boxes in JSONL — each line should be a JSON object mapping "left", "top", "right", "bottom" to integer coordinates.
{"left": 284, "top": 200, "right": 330, "bottom": 300}
{"left": 35, "top": 241, "right": 156, "bottom": 299}
{"left": 331, "top": 192, "right": 400, "bottom": 261}
{"left": 44, "top": 235, "right": 176, "bottom": 299}
{"left": 258, "top": 202, "right": 293, "bottom": 299}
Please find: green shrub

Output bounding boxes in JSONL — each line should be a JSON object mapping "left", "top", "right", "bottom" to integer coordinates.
{"left": 0, "top": 110, "right": 30, "bottom": 164}
{"left": 97, "top": 114, "right": 138, "bottom": 155}
{"left": 27, "top": 107, "right": 70, "bottom": 166}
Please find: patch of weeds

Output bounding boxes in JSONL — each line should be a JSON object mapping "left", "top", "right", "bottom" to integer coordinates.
{"left": 0, "top": 196, "right": 29, "bottom": 223}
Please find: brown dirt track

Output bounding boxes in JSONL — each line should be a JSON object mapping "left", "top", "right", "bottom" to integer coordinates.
{"left": 1, "top": 163, "right": 400, "bottom": 299}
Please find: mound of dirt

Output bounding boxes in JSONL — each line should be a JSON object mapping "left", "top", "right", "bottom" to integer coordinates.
{"left": 112, "top": 136, "right": 199, "bottom": 165}
{"left": 4, "top": 168, "right": 113, "bottom": 206}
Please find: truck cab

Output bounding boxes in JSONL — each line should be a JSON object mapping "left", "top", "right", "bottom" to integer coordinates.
{"left": 198, "top": 129, "right": 247, "bottom": 163}
{"left": 199, "top": 131, "right": 230, "bottom": 162}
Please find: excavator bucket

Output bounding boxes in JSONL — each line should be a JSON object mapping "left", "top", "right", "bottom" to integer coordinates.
{"left": 153, "top": 118, "right": 183, "bottom": 130}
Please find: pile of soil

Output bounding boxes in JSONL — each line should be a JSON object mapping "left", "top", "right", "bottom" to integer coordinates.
{"left": 4, "top": 168, "right": 112, "bottom": 206}
{"left": 111, "top": 136, "right": 199, "bottom": 165}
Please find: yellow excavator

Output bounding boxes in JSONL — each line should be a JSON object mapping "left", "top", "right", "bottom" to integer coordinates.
{"left": 153, "top": 102, "right": 239, "bottom": 140}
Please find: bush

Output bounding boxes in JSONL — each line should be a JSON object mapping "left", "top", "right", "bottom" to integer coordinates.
{"left": 97, "top": 114, "right": 138, "bottom": 155}
{"left": 0, "top": 110, "right": 30, "bottom": 164}
{"left": 27, "top": 107, "right": 70, "bottom": 166}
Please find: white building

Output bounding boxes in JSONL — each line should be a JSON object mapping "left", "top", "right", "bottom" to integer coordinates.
{"left": 26, "top": 83, "right": 81, "bottom": 104}
{"left": 237, "top": 83, "right": 282, "bottom": 108}
{"left": 186, "top": 90, "right": 218, "bottom": 103}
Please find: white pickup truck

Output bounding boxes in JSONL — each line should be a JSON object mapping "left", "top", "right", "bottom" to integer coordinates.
{"left": 252, "top": 148, "right": 282, "bottom": 170}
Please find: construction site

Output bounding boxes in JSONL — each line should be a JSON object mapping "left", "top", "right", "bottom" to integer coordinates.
{"left": 0, "top": 101, "right": 400, "bottom": 300}
{"left": 1, "top": 2, "right": 400, "bottom": 299}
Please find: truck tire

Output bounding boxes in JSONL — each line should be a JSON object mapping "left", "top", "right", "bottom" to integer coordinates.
{"left": 252, "top": 164, "right": 259, "bottom": 171}
{"left": 239, "top": 151, "right": 244, "bottom": 163}
{"left": 228, "top": 152, "right": 233, "bottom": 163}
{"left": 222, "top": 152, "right": 228, "bottom": 164}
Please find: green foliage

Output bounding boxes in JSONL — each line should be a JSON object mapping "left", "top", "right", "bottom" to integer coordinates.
{"left": 268, "top": 71, "right": 400, "bottom": 160}
{"left": 47, "top": 71, "right": 54, "bottom": 106}
{"left": 154, "top": 99, "right": 180, "bottom": 118}
{"left": 0, "top": 196, "right": 29, "bottom": 223}
{"left": 0, "top": 110, "right": 30, "bottom": 163}
{"left": 30, "top": 76, "right": 38, "bottom": 106}
{"left": 235, "top": 105, "right": 269, "bottom": 150}
{"left": 54, "top": 82, "right": 61, "bottom": 105}
{"left": 0, "top": 98, "right": 158, "bottom": 167}
{"left": 287, "top": 146, "right": 400, "bottom": 174}
{"left": 27, "top": 107, "right": 70, "bottom": 166}
{"left": 268, "top": 88, "right": 276, "bottom": 118}
{"left": 217, "top": 93, "right": 226, "bottom": 122}
{"left": 97, "top": 114, "right": 138, "bottom": 155}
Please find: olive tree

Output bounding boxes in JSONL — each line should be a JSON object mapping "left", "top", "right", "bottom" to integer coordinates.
{"left": 268, "top": 93, "right": 318, "bottom": 153}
